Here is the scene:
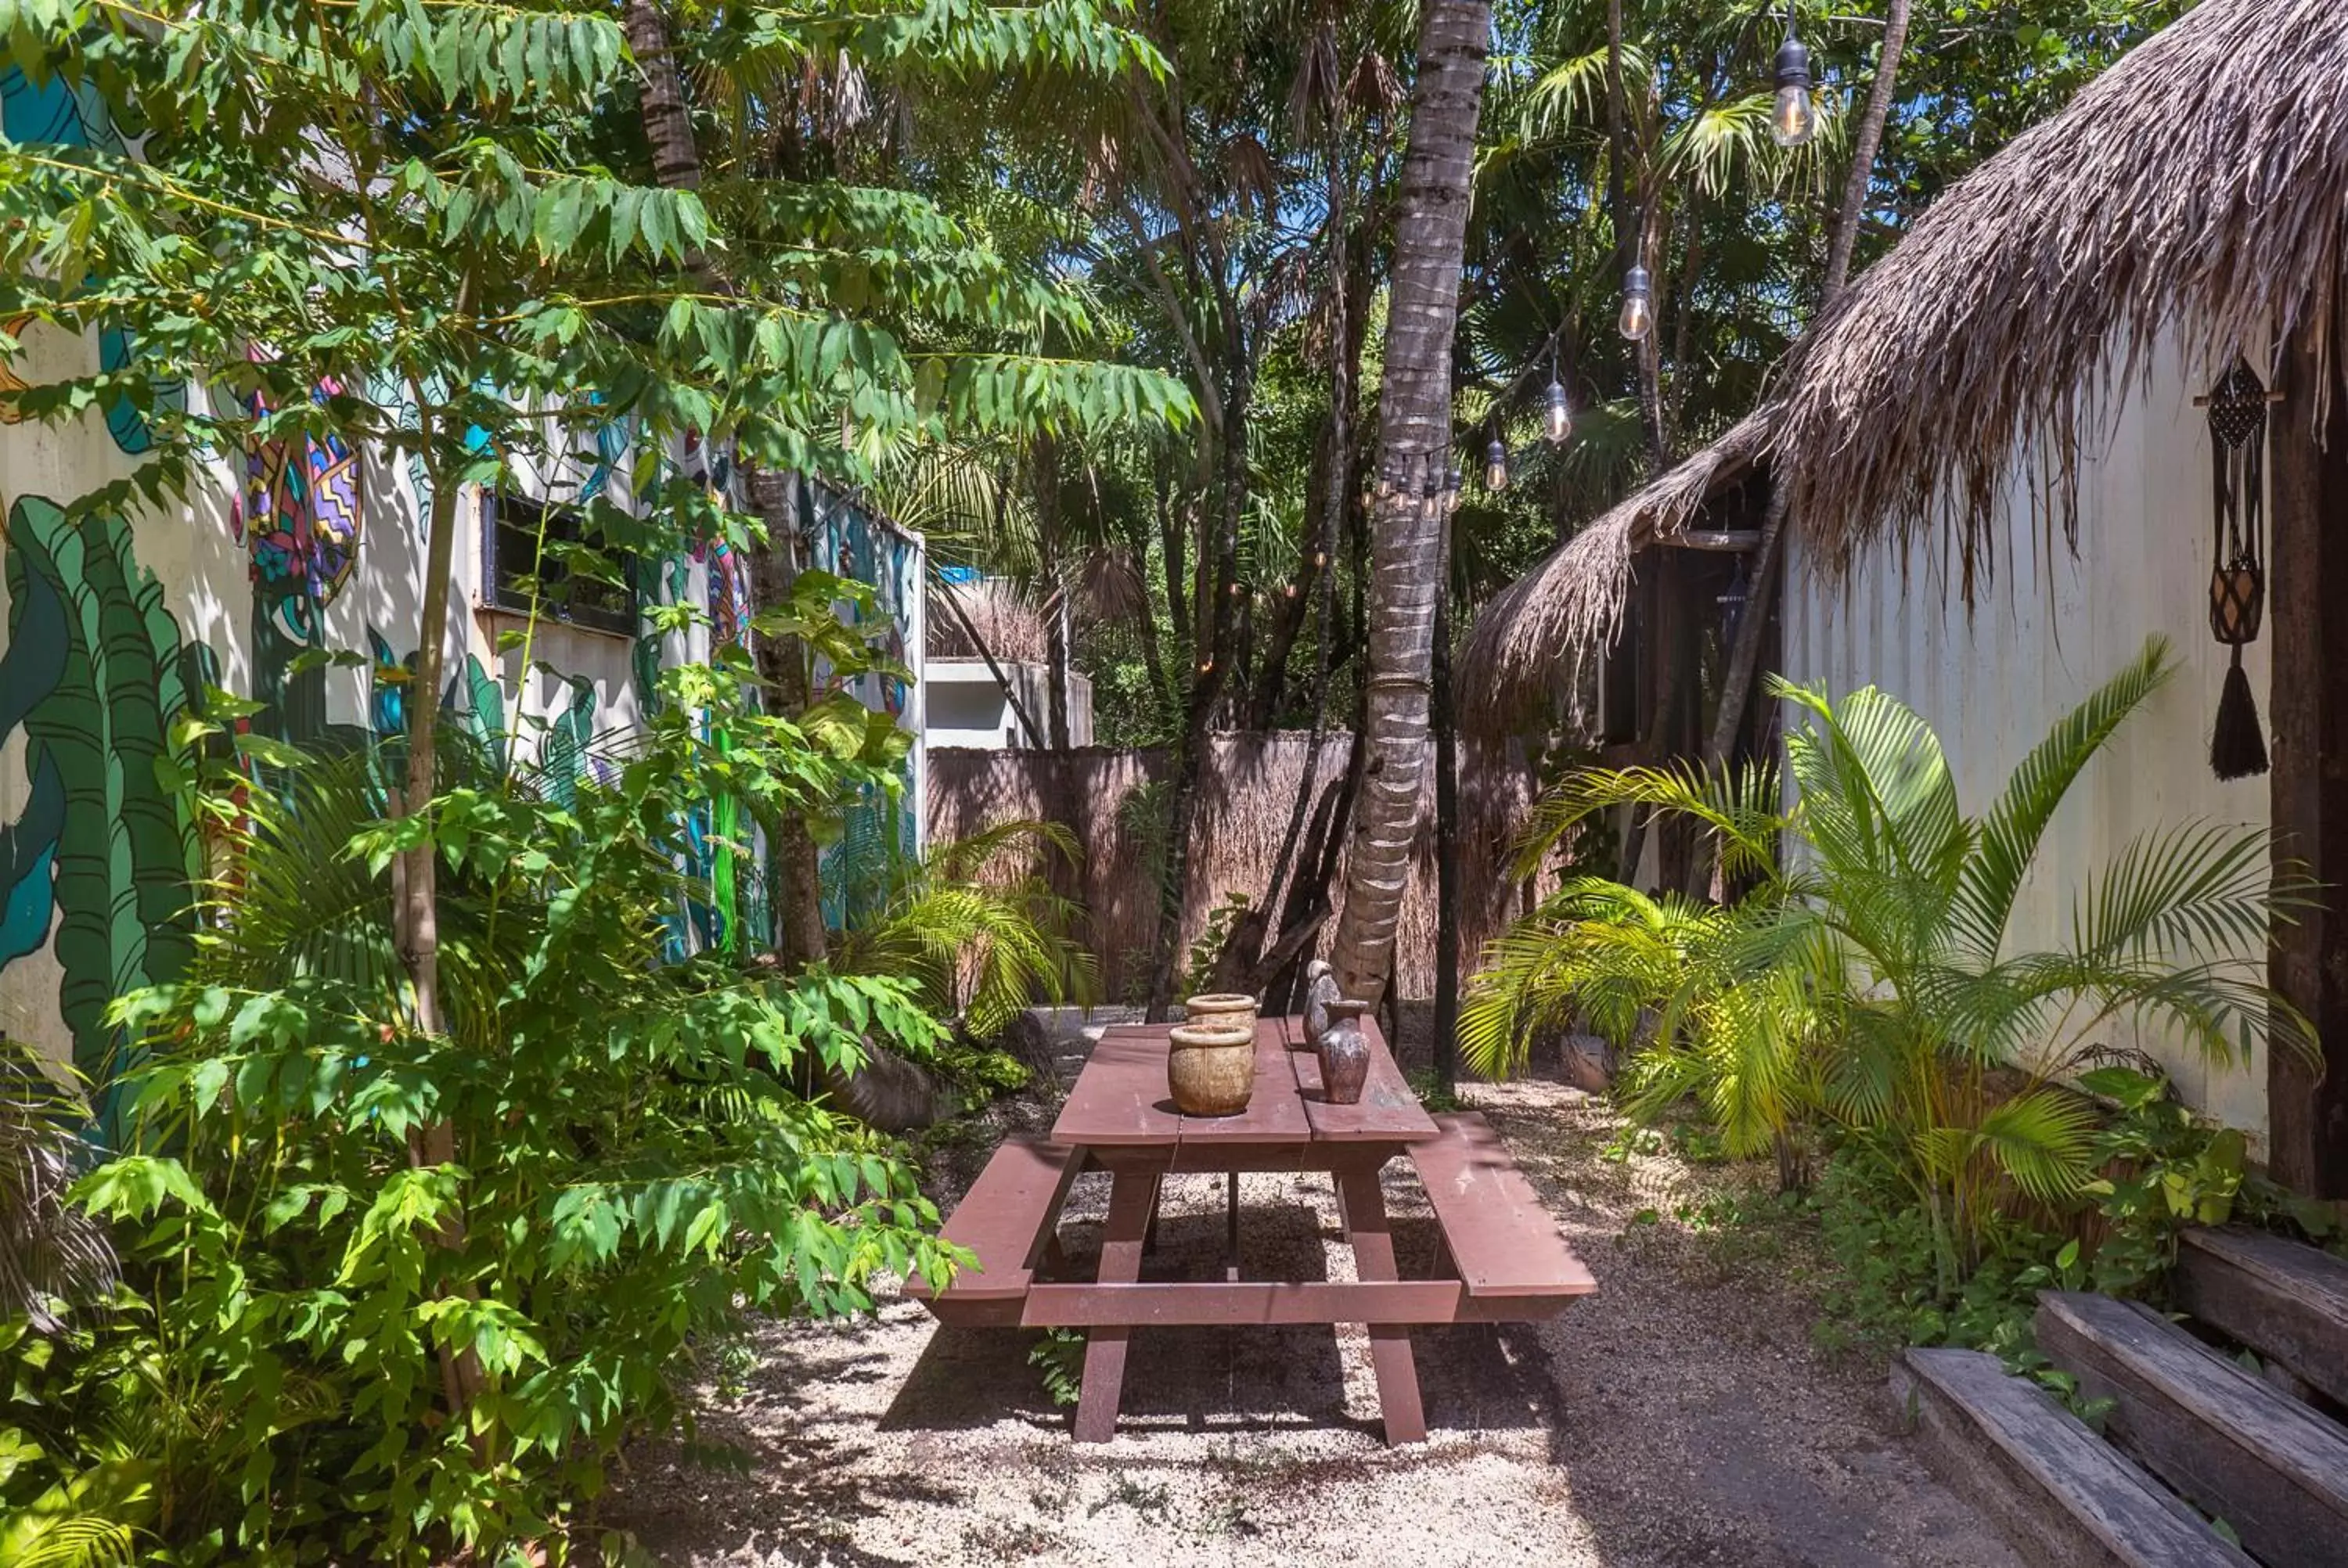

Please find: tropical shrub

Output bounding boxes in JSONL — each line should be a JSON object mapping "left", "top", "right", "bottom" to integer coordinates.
{"left": 831, "top": 819, "right": 1097, "bottom": 1045}
{"left": 1465, "top": 636, "right": 2307, "bottom": 1296}
{"left": 13, "top": 651, "right": 961, "bottom": 1565}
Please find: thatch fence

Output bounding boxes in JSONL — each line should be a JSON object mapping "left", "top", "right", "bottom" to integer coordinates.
{"left": 926, "top": 732, "right": 1545, "bottom": 1003}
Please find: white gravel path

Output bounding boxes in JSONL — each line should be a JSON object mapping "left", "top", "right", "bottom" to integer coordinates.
{"left": 606, "top": 1052, "right": 2023, "bottom": 1567}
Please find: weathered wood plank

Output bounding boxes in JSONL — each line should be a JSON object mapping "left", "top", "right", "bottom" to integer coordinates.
{"left": 1409, "top": 1112, "right": 1597, "bottom": 1299}
{"left": 1295, "top": 1015, "right": 1440, "bottom": 1143}
{"left": 2036, "top": 1290, "right": 2348, "bottom": 1567}
{"left": 2175, "top": 1227, "right": 2348, "bottom": 1407}
{"left": 904, "top": 1136, "right": 1083, "bottom": 1319}
{"left": 2268, "top": 325, "right": 2348, "bottom": 1201}
{"left": 1892, "top": 1347, "right": 2255, "bottom": 1568}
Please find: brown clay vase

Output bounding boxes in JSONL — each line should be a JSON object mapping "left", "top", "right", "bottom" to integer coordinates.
{"left": 1184, "top": 992, "right": 1259, "bottom": 1034}
{"left": 1299, "top": 960, "right": 1342, "bottom": 1049}
{"left": 1167, "top": 1022, "right": 1256, "bottom": 1117}
{"left": 1315, "top": 999, "right": 1371, "bottom": 1106}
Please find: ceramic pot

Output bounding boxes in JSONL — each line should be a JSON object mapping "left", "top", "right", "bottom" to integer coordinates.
{"left": 1315, "top": 999, "right": 1371, "bottom": 1106}
{"left": 1298, "top": 960, "right": 1341, "bottom": 1050}
{"left": 1167, "top": 1022, "right": 1256, "bottom": 1117}
{"left": 1184, "top": 993, "right": 1259, "bottom": 1035}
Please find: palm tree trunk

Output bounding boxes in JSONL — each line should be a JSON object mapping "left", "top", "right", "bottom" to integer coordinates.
{"left": 744, "top": 468, "right": 830, "bottom": 966}
{"left": 625, "top": 0, "right": 700, "bottom": 191}
{"left": 627, "top": 0, "right": 827, "bottom": 957}
{"left": 1431, "top": 584, "right": 1460, "bottom": 1093}
{"left": 1702, "top": 0, "right": 1912, "bottom": 770}
{"left": 1327, "top": 0, "right": 1489, "bottom": 1006}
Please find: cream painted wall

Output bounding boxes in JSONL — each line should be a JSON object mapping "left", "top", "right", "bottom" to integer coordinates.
{"left": 1781, "top": 332, "right": 2274, "bottom": 1145}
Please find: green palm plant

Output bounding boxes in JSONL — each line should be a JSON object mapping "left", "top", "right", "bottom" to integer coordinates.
{"left": 1464, "top": 635, "right": 2310, "bottom": 1288}
{"left": 831, "top": 820, "right": 1098, "bottom": 1041}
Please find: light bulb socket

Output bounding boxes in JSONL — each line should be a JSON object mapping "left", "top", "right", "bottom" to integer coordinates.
{"left": 1624, "top": 263, "right": 1651, "bottom": 298}
{"left": 1774, "top": 34, "right": 1811, "bottom": 92}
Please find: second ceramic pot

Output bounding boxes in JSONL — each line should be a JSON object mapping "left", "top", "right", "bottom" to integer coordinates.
{"left": 1167, "top": 1022, "right": 1257, "bottom": 1117}
{"left": 1298, "top": 960, "right": 1341, "bottom": 1049}
{"left": 1315, "top": 999, "right": 1372, "bottom": 1106}
{"left": 1183, "top": 992, "right": 1259, "bottom": 1034}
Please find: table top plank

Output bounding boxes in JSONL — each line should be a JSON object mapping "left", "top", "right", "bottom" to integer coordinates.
{"left": 1053, "top": 1013, "right": 1434, "bottom": 1150}
{"left": 1298, "top": 1015, "right": 1437, "bottom": 1143}
{"left": 1051, "top": 1028, "right": 1169, "bottom": 1145}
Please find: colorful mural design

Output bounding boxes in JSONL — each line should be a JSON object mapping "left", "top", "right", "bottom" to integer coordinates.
{"left": 806, "top": 480, "right": 923, "bottom": 929}
{"left": 0, "top": 495, "right": 200, "bottom": 1106}
{"left": 0, "top": 67, "right": 187, "bottom": 455}
{"left": 235, "top": 381, "right": 368, "bottom": 746}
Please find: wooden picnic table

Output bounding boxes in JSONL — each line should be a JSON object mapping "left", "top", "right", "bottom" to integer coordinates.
{"left": 906, "top": 1013, "right": 1595, "bottom": 1446}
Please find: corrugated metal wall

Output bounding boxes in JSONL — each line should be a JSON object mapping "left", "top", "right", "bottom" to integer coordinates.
{"left": 1781, "top": 333, "right": 2274, "bottom": 1144}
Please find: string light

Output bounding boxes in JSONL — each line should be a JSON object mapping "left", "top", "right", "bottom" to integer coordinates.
{"left": 1771, "top": 0, "right": 1817, "bottom": 149}
{"left": 1543, "top": 377, "right": 1572, "bottom": 444}
{"left": 1619, "top": 263, "right": 1654, "bottom": 341}
{"left": 1482, "top": 437, "right": 1509, "bottom": 493}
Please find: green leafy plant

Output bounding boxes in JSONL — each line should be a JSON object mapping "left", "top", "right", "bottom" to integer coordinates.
{"left": 43, "top": 654, "right": 965, "bottom": 1564}
{"left": 2073, "top": 1064, "right": 2248, "bottom": 1296}
{"left": 1467, "top": 636, "right": 2307, "bottom": 1296}
{"left": 832, "top": 819, "right": 1097, "bottom": 1043}
{"left": 1179, "top": 891, "right": 1251, "bottom": 1002}
{"left": 1028, "top": 1328, "right": 1085, "bottom": 1408}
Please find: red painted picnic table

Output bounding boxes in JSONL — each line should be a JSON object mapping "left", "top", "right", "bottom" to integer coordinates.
{"left": 1044, "top": 1013, "right": 1441, "bottom": 1443}
{"left": 906, "top": 1013, "right": 1594, "bottom": 1446}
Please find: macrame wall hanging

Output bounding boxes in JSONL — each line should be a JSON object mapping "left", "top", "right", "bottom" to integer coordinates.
{"left": 2204, "top": 358, "right": 2274, "bottom": 781}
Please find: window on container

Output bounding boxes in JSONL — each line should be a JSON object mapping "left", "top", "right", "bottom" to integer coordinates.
{"left": 483, "top": 491, "right": 636, "bottom": 636}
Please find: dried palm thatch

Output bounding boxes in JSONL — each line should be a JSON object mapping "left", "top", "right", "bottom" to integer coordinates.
{"left": 1460, "top": 0, "right": 2348, "bottom": 727}
{"left": 1457, "top": 407, "right": 1776, "bottom": 728}
{"left": 927, "top": 575, "right": 1049, "bottom": 663}
{"left": 1776, "top": 0, "right": 2348, "bottom": 585}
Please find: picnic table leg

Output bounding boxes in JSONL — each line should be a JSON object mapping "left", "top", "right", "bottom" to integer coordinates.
{"left": 1334, "top": 1160, "right": 1427, "bottom": 1446}
{"left": 1074, "top": 1168, "right": 1158, "bottom": 1444}
{"left": 1225, "top": 1171, "right": 1241, "bottom": 1281}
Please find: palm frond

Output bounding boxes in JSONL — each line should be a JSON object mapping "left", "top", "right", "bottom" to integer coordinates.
{"left": 1952, "top": 635, "right": 2176, "bottom": 958}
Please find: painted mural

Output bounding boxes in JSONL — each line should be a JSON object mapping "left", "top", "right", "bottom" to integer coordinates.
{"left": 0, "top": 66, "right": 187, "bottom": 455}
{"left": 806, "top": 480, "right": 925, "bottom": 928}
{"left": 0, "top": 496, "right": 203, "bottom": 1122}
{"left": 0, "top": 72, "right": 926, "bottom": 1088}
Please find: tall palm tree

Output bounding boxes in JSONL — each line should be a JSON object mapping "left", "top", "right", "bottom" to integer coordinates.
{"left": 1328, "top": 0, "right": 1493, "bottom": 1005}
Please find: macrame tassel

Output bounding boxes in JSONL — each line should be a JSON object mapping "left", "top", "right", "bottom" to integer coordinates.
{"left": 2209, "top": 649, "right": 2268, "bottom": 781}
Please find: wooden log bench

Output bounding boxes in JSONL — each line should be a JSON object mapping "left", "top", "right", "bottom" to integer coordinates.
{"left": 2173, "top": 1226, "right": 2348, "bottom": 1407}
{"left": 1892, "top": 1347, "right": 2256, "bottom": 1568}
{"left": 902, "top": 1135, "right": 1085, "bottom": 1328}
{"left": 2036, "top": 1289, "right": 2348, "bottom": 1568}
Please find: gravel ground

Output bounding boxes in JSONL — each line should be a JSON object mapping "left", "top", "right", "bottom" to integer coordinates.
{"left": 605, "top": 1023, "right": 2022, "bottom": 1568}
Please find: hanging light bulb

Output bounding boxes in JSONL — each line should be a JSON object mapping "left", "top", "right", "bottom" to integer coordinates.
{"left": 1483, "top": 437, "right": 1509, "bottom": 493}
{"left": 1543, "top": 377, "right": 1572, "bottom": 444}
{"left": 1770, "top": 2, "right": 1817, "bottom": 149}
{"left": 1718, "top": 554, "right": 1752, "bottom": 642}
{"left": 1446, "top": 466, "right": 1465, "bottom": 515}
{"left": 1619, "top": 264, "right": 1654, "bottom": 342}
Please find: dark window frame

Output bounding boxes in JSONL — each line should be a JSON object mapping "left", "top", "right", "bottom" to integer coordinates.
{"left": 481, "top": 490, "right": 637, "bottom": 637}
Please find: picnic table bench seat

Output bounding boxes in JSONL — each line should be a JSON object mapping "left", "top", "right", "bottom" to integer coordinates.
{"left": 903, "top": 1135, "right": 1083, "bottom": 1327}
{"left": 1410, "top": 1112, "right": 1596, "bottom": 1316}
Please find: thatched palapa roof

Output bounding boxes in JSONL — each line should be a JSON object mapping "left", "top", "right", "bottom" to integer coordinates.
{"left": 1460, "top": 407, "right": 1774, "bottom": 723}
{"left": 1463, "top": 0, "right": 2348, "bottom": 724}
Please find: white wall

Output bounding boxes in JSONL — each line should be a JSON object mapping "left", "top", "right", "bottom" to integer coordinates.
{"left": 923, "top": 659, "right": 1091, "bottom": 749}
{"left": 1781, "top": 332, "right": 2274, "bottom": 1145}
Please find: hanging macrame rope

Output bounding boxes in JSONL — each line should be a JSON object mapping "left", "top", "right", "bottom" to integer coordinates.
{"left": 2206, "top": 358, "right": 2270, "bottom": 781}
